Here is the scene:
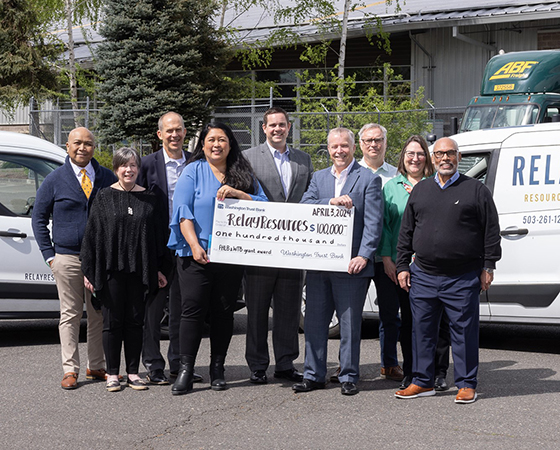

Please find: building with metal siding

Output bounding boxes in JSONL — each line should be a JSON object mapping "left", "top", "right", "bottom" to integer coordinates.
{"left": 3, "top": 1, "right": 560, "bottom": 134}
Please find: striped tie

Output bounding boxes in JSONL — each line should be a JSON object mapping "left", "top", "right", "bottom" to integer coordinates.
{"left": 80, "top": 169, "right": 92, "bottom": 199}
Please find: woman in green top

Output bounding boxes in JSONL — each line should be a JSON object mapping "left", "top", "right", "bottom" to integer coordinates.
{"left": 379, "top": 135, "right": 434, "bottom": 389}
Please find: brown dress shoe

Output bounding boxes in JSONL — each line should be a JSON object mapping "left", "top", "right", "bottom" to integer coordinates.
{"left": 455, "top": 387, "right": 477, "bottom": 404}
{"left": 86, "top": 368, "right": 107, "bottom": 381}
{"left": 394, "top": 383, "right": 435, "bottom": 399}
{"left": 381, "top": 365, "right": 404, "bottom": 381}
{"left": 61, "top": 372, "right": 78, "bottom": 390}
{"left": 86, "top": 368, "right": 123, "bottom": 382}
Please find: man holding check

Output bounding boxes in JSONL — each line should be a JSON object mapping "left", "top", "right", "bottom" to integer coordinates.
{"left": 294, "top": 127, "right": 383, "bottom": 396}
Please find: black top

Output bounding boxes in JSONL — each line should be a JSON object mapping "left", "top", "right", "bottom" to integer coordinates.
{"left": 81, "top": 187, "right": 170, "bottom": 295}
{"left": 396, "top": 174, "right": 502, "bottom": 277}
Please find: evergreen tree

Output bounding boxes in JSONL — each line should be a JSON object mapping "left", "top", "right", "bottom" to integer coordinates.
{"left": 0, "top": 0, "right": 60, "bottom": 110}
{"left": 96, "top": 0, "right": 229, "bottom": 147}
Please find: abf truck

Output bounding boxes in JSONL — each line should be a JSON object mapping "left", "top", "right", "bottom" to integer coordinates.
{"left": 459, "top": 50, "right": 560, "bottom": 132}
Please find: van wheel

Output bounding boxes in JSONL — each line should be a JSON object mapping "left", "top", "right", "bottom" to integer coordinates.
{"left": 299, "top": 283, "right": 341, "bottom": 339}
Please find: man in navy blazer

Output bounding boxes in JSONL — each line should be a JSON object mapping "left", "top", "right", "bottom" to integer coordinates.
{"left": 137, "top": 111, "right": 201, "bottom": 385}
{"left": 294, "top": 127, "right": 383, "bottom": 396}
{"left": 32, "top": 127, "right": 116, "bottom": 389}
{"left": 243, "top": 107, "right": 313, "bottom": 385}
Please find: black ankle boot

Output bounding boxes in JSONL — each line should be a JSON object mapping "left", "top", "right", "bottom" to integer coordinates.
{"left": 172, "top": 355, "right": 194, "bottom": 396}
{"left": 210, "top": 355, "right": 227, "bottom": 391}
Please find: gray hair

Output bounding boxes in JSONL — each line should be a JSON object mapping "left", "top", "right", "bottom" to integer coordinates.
{"left": 113, "top": 147, "right": 141, "bottom": 172}
{"left": 358, "top": 123, "right": 387, "bottom": 139}
{"left": 158, "top": 111, "right": 185, "bottom": 131}
{"left": 328, "top": 127, "right": 355, "bottom": 146}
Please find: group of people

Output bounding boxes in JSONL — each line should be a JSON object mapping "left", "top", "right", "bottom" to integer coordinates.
{"left": 32, "top": 107, "right": 501, "bottom": 404}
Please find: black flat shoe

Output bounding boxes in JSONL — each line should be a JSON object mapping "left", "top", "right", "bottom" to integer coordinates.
{"left": 434, "top": 377, "right": 449, "bottom": 391}
{"left": 341, "top": 382, "right": 358, "bottom": 396}
{"left": 147, "top": 369, "right": 169, "bottom": 385}
{"left": 106, "top": 380, "right": 121, "bottom": 392}
{"left": 126, "top": 377, "right": 148, "bottom": 391}
{"left": 292, "top": 378, "right": 325, "bottom": 393}
{"left": 250, "top": 370, "right": 268, "bottom": 384}
{"left": 274, "top": 368, "right": 303, "bottom": 382}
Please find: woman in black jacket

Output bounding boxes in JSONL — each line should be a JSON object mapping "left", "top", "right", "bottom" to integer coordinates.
{"left": 81, "top": 147, "right": 169, "bottom": 392}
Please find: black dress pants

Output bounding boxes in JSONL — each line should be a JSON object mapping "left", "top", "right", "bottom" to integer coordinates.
{"left": 176, "top": 256, "right": 244, "bottom": 361}
{"left": 99, "top": 271, "right": 146, "bottom": 376}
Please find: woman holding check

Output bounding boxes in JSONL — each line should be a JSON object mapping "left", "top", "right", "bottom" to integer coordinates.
{"left": 168, "top": 122, "right": 267, "bottom": 395}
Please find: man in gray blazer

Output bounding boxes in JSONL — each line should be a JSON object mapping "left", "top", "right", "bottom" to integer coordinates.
{"left": 243, "top": 107, "right": 313, "bottom": 384}
{"left": 293, "top": 127, "right": 383, "bottom": 396}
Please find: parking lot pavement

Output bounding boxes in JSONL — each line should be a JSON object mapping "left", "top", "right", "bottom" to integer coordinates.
{"left": 2, "top": 314, "right": 560, "bottom": 449}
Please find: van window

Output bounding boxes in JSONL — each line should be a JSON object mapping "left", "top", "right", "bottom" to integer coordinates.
{"left": 0, "top": 154, "right": 61, "bottom": 216}
{"left": 458, "top": 153, "right": 490, "bottom": 184}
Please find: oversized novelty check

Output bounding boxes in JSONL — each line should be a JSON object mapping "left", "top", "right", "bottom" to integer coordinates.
{"left": 209, "top": 199, "right": 354, "bottom": 272}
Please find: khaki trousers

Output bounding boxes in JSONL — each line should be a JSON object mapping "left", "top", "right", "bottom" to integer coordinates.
{"left": 51, "top": 254, "right": 104, "bottom": 374}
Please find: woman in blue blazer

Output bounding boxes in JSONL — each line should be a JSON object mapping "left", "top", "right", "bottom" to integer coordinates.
{"left": 168, "top": 122, "right": 267, "bottom": 395}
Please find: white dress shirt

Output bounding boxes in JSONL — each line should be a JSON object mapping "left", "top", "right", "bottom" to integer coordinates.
{"left": 267, "top": 142, "right": 292, "bottom": 198}
{"left": 331, "top": 159, "right": 355, "bottom": 197}
{"left": 163, "top": 150, "right": 187, "bottom": 223}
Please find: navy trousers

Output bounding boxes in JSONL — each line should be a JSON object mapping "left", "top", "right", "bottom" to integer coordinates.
{"left": 409, "top": 263, "right": 481, "bottom": 390}
{"left": 303, "top": 271, "right": 369, "bottom": 383}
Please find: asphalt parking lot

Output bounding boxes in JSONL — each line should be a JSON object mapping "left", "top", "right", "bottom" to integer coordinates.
{"left": 1, "top": 313, "right": 560, "bottom": 449}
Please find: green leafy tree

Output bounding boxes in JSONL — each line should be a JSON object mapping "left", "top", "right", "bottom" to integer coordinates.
{"left": 295, "top": 64, "right": 431, "bottom": 170}
{"left": 96, "top": 0, "right": 230, "bottom": 148}
{"left": 28, "top": 0, "right": 104, "bottom": 126}
{"left": 221, "top": 0, "right": 400, "bottom": 88}
{"left": 0, "top": 0, "right": 61, "bottom": 111}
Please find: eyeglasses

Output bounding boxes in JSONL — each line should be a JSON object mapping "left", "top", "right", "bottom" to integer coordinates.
{"left": 405, "top": 151, "right": 426, "bottom": 159}
{"left": 361, "top": 137, "right": 385, "bottom": 146}
{"left": 433, "top": 150, "right": 458, "bottom": 159}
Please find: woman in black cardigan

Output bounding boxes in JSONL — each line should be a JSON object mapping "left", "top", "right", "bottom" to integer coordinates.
{"left": 81, "top": 147, "right": 169, "bottom": 392}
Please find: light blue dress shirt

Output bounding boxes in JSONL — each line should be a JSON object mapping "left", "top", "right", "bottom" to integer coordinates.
{"left": 167, "top": 159, "right": 268, "bottom": 257}
{"left": 435, "top": 170, "right": 460, "bottom": 189}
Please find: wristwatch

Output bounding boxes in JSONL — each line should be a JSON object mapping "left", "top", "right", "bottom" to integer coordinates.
{"left": 483, "top": 268, "right": 494, "bottom": 274}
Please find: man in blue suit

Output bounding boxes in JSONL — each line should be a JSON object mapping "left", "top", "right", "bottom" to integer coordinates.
{"left": 294, "top": 127, "right": 383, "bottom": 396}
{"left": 137, "top": 111, "right": 201, "bottom": 385}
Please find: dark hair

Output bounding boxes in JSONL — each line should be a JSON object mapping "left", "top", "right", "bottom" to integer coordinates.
{"left": 396, "top": 135, "right": 434, "bottom": 178}
{"left": 263, "top": 107, "right": 289, "bottom": 125}
{"left": 191, "top": 122, "right": 256, "bottom": 194}
{"left": 113, "top": 147, "right": 141, "bottom": 172}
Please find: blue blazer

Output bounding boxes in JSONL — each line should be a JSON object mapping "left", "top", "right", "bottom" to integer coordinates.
{"left": 301, "top": 161, "right": 383, "bottom": 278}
{"left": 32, "top": 156, "right": 116, "bottom": 261}
{"left": 137, "top": 148, "right": 191, "bottom": 226}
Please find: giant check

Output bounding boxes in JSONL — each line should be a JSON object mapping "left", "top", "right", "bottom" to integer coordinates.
{"left": 209, "top": 199, "right": 354, "bottom": 272}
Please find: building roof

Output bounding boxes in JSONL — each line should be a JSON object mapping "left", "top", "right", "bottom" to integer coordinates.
{"left": 224, "top": 1, "right": 560, "bottom": 43}
{"left": 57, "top": 1, "right": 560, "bottom": 61}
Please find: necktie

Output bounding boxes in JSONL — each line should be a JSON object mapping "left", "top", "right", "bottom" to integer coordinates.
{"left": 81, "top": 169, "right": 92, "bottom": 199}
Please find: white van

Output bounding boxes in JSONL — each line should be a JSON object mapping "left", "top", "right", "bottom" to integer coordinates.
{"left": 0, "top": 132, "right": 66, "bottom": 318}
{"left": 451, "top": 122, "right": 560, "bottom": 324}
